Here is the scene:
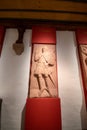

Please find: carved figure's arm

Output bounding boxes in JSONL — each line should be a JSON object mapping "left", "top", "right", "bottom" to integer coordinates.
{"left": 48, "top": 52, "right": 56, "bottom": 66}
{"left": 34, "top": 51, "right": 41, "bottom": 62}
{"left": 81, "top": 46, "right": 87, "bottom": 56}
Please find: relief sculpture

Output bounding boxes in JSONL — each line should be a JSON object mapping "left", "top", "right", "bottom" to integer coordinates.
{"left": 79, "top": 45, "right": 87, "bottom": 90}
{"left": 29, "top": 44, "right": 58, "bottom": 97}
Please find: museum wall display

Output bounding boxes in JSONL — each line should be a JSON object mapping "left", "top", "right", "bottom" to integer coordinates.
{"left": 0, "top": 28, "right": 87, "bottom": 130}
{"left": 0, "top": 1, "right": 87, "bottom": 129}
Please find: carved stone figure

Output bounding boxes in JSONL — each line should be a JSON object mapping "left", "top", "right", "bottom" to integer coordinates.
{"left": 29, "top": 44, "right": 58, "bottom": 98}
{"left": 34, "top": 47, "right": 55, "bottom": 97}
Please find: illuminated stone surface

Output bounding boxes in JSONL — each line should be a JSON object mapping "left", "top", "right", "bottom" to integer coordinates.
{"left": 29, "top": 44, "right": 58, "bottom": 98}
{"left": 79, "top": 45, "right": 87, "bottom": 90}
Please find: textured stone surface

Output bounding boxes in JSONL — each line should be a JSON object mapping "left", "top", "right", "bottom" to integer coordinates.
{"left": 29, "top": 44, "right": 58, "bottom": 98}
{"left": 79, "top": 45, "right": 87, "bottom": 90}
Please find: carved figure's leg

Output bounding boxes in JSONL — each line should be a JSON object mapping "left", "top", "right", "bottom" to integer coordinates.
{"left": 34, "top": 74, "right": 46, "bottom": 91}
{"left": 39, "top": 74, "right": 52, "bottom": 97}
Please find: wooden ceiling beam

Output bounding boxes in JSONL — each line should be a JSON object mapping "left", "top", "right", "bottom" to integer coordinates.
{"left": 0, "top": 0, "right": 87, "bottom": 28}
{"left": 0, "top": 0, "right": 87, "bottom": 14}
{"left": 0, "top": 11, "right": 87, "bottom": 23}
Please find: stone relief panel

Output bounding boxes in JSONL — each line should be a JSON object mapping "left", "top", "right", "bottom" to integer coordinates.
{"left": 79, "top": 44, "right": 87, "bottom": 90}
{"left": 29, "top": 44, "right": 58, "bottom": 98}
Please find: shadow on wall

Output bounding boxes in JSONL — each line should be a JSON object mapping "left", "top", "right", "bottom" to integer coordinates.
{"left": 0, "top": 99, "right": 2, "bottom": 130}
{"left": 21, "top": 105, "right": 26, "bottom": 130}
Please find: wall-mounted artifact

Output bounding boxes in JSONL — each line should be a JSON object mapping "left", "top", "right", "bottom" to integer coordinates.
{"left": 79, "top": 45, "right": 87, "bottom": 88}
{"left": 76, "top": 29, "right": 87, "bottom": 109}
{"left": 13, "top": 42, "right": 24, "bottom": 55}
{"left": 12, "top": 28, "right": 25, "bottom": 55}
{"left": 29, "top": 44, "right": 58, "bottom": 97}
{"left": 28, "top": 26, "right": 58, "bottom": 98}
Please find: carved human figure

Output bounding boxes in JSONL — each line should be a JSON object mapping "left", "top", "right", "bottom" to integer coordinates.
{"left": 34, "top": 47, "right": 55, "bottom": 97}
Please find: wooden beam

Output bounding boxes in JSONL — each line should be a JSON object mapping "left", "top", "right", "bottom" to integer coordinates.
{"left": 0, "top": 0, "right": 87, "bottom": 23}
{"left": 0, "top": 0, "right": 87, "bottom": 14}
{"left": 0, "top": 11, "right": 87, "bottom": 22}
